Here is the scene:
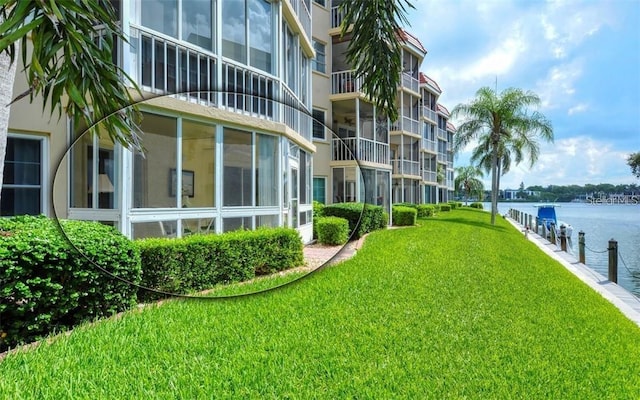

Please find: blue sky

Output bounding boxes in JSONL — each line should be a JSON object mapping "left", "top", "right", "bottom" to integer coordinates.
{"left": 405, "top": 0, "right": 640, "bottom": 189}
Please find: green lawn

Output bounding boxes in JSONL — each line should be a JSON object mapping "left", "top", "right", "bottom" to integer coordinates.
{"left": 2, "top": 208, "right": 640, "bottom": 399}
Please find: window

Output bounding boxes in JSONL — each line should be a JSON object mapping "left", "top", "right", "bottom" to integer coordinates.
{"left": 1, "top": 136, "right": 45, "bottom": 216}
{"left": 312, "top": 109, "right": 325, "bottom": 140}
{"left": 223, "top": 128, "right": 253, "bottom": 206}
{"left": 313, "top": 177, "right": 326, "bottom": 204}
{"left": 313, "top": 0, "right": 326, "bottom": 6}
{"left": 141, "top": 0, "right": 178, "bottom": 37}
{"left": 312, "top": 40, "right": 326, "bottom": 73}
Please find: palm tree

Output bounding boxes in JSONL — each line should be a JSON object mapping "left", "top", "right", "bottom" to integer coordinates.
{"left": 0, "top": 1, "right": 141, "bottom": 201}
{"left": 339, "top": 0, "right": 414, "bottom": 122}
{"left": 452, "top": 87, "right": 553, "bottom": 225}
{"left": 454, "top": 166, "right": 484, "bottom": 204}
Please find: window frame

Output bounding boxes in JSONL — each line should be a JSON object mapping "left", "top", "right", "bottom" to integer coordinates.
{"left": 312, "top": 108, "right": 326, "bottom": 140}
{"left": 312, "top": 39, "right": 326, "bottom": 73}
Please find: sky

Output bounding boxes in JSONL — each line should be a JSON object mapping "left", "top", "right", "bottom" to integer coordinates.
{"left": 405, "top": 0, "right": 640, "bottom": 190}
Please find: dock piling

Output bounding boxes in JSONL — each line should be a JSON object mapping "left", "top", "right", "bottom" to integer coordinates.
{"left": 550, "top": 222, "right": 556, "bottom": 244}
{"left": 608, "top": 239, "right": 618, "bottom": 283}
{"left": 560, "top": 225, "right": 567, "bottom": 252}
{"left": 578, "top": 231, "right": 585, "bottom": 264}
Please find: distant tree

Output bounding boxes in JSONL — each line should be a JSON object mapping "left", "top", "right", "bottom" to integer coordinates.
{"left": 340, "top": 0, "right": 414, "bottom": 122}
{"left": 453, "top": 87, "right": 553, "bottom": 225}
{"left": 454, "top": 166, "right": 484, "bottom": 204}
{"left": 628, "top": 152, "right": 640, "bottom": 178}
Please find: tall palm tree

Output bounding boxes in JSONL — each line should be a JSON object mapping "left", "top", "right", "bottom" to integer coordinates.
{"left": 452, "top": 87, "right": 553, "bottom": 225}
{"left": 454, "top": 166, "right": 484, "bottom": 204}
{"left": 339, "top": 0, "right": 414, "bottom": 122}
{"left": 0, "top": 1, "right": 141, "bottom": 201}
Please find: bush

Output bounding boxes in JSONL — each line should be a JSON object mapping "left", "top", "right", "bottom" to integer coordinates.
{"left": 432, "top": 204, "right": 441, "bottom": 212}
{"left": 316, "top": 217, "right": 349, "bottom": 245}
{"left": 448, "top": 202, "right": 462, "bottom": 210}
{"left": 394, "top": 202, "right": 417, "bottom": 209}
{"left": 392, "top": 206, "right": 417, "bottom": 226}
{"left": 416, "top": 204, "right": 436, "bottom": 218}
{"left": 323, "top": 203, "right": 386, "bottom": 239}
{"left": 439, "top": 204, "right": 452, "bottom": 212}
{"left": 312, "top": 201, "right": 325, "bottom": 239}
{"left": 136, "top": 227, "right": 303, "bottom": 302}
{"left": 470, "top": 202, "right": 484, "bottom": 209}
{"left": 0, "top": 216, "right": 141, "bottom": 351}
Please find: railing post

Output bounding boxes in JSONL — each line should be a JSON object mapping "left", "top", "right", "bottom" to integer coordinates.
{"left": 535, "top": 216, "right": 539, "bottom": 235}
{"left": 528, "top": 214, "right": 533, "bottom": 231}
{"left": 578, "top": 231, "right": 585, "bottom": 264}
{"left": 542, "top": 222, "right": 546, "bottom": 239}
{"left": 550, "top": 222, "right": 556, "bottom": 244}
{"left": 560, "top": 225, "right": 567, "bottom": 252}
{"left": 608, "top": 239, "right": 618, "bottom": 283}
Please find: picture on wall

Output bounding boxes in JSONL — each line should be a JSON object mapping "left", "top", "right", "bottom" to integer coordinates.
{"left": 170, "top": 168, "right": 195, "bottom": 197}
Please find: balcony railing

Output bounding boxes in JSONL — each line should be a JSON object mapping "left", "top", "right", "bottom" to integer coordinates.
{"left": 223, "top": 61, "right": 277, "bottom": 120}
{"left": 331, "top": 5, "right": 346, "bottom": 29}
{"left": 283, "top": 85, "right": 312, "bottom": 142}
{"left": 401, "top": 72, "right": 419, "bottom": 93}
{"left": 390, "top": 116, "right": 420, "bottom": 136}
{"left": 422, "top": 139, "right": 437, "bottom": 153}
{"left": 437, "top": 128, "right": 447, "bottom": 139}
{"left": 131, "top": 25, "right": 218, "bottom": 105}
{"left": 289, "top": 0, "right": 312, "bottom": 39}
{"left": 422, "top": 106, "right": 437, "bottom": 122}
{"left": 332, "top": 137, "right": 389, "bottom": 164}
{"left": 422, "top": 170, "right": 437, "bottom": 183}
{"left": 391, "top": 159, "right": 420, "bottom": 176}
{"left": 437, "top": 152, "right": 446, "bottom": 163}
{"left": 331, "top": 70, "right": 362, "bottom": 94}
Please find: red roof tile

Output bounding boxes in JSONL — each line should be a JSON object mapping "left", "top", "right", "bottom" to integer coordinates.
{"left": 396, "top": 29, "right": 427, "bottom": 54}
{"left": 437, "top": 103, "right": 450, "bottom": 117}
{"left": 446, "top": 122, "right": 456, "bottom": 132}
{"left": 419, "top": 72, "right": 442, "bottom": 93}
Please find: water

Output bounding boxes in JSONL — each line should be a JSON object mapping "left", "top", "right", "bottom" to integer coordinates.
{"left": 483, "top": 202, "right": 640, "bottom": 297}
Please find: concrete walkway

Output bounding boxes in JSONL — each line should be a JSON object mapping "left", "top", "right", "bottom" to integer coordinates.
{"left": 505, "top": 216, "right": 640, "bottom": 327}
{"left": 302, "top": 235, "right": 366, "bottom": 270}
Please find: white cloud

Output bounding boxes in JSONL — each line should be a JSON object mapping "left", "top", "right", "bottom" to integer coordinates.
{"left": 535, "top": 61, "right": 583, "bottom": 109}
{"left": 567, "top": 103, "right": 589, "bottom": 115}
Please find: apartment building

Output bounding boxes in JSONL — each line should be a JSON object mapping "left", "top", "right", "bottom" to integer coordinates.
{"left": 2, "top": 0, "right": 454, "bottom": 242}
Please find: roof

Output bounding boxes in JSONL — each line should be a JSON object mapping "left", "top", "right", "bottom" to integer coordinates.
{"left": 446, "top": 122, "right": 456, "bottom": 132}
{"left": 396, "top": 29, "right": 427, "bottom": 54}
{"left": 419, "top": 72, "right": 442, "bottom": 94}
{"left": 437, "top": 103, "right": 450, "bottom": 117}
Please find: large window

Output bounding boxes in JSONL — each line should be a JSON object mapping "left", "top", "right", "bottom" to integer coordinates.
{"left": 223, "top": 128, "right": 252, "bottom": 206}
{"left": 183, "top": 0, "right": 213, "bottom": 50}
{"left": 312, "top": 109, "right": 325, "bottom": 140}
{"left": 312, "top": 40, "right": 326, "bottom": 73}
{"left": 255, "top": 133, "right": 278, "bottom": 206}
{"left": 1, "top": 136, "right": 44, "bottom": 216}
{"left": 141, "top": 0, "right": 178, "bottom": 38}
{"left": 223, "top": 0, "right": 274, "bottom": 73}
{"left": 284, "top": 24, "right": 297, "bottom": 91}
{"left": 182, "top": 120, "right": 215, "bottom": 207}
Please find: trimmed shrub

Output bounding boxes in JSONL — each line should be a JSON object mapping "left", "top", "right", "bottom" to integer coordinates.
{"left": 392, "top": 206, "right": 417, "bottom": 226}
{"left": 416, "top": 204, "right": 436, "bottom": 218}
{"left": 323, "top": 203, "right": 386, "bottom": 239}
{"left": 432, "top": 204, "right": 441, "bottom": 212}
{"left": 448, "top": 201, "right": 463, "bottom": 210}
{"left": 470, "top": 202, "right": 484, "bottom": 209}
{"left": 136, "top": 227, "right": 303, "bottom": 301}
{"left": 313, "top": 201, "right": 325, "bottom": 239}
{"left": 0, "top": 216, "right": 141, "bottom": 351}
{"left": 440, "top": 204, "right": 452, "bottom": 212}
{"left": 394, "top": 202, "right": 417, "bottom": 209}
{"left": 316, "top": 217, "right": 349, "bottom": 245}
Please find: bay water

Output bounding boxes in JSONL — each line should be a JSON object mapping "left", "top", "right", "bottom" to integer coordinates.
{"left": 482, "top": 202, "right": 640, "bottom": 297}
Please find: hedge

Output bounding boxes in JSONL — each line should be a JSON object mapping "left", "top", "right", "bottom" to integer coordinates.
{"left": 313, "top": 201, "right": 325, "bottom": 239}
{"left": 316, "top": 216, "right": 349, "bottom": 245}
{"left": 393, "top": 202, "right": 417, "bottom": 209}
{"left": 416, "top": 204, "right": 436, "bottom": 218}
{"left": 470, "top": 202, "right": 484, "bottom": 209}
{"left": 322, "top": 203, "right": 386, "bottom": 239}
{"left": 0, "top": 216, "right": 141, "bottom": 352}
{"left": 392, "top": 206, "right": 417, "bottom": 226}
{"left": 439, "top": 204, "right": 452, "bottom": 212}
{"left": 136, "top": 227, "right": 303, "bottom": 301}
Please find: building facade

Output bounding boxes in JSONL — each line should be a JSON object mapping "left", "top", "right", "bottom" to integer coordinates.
{"left": 2, "top": 0, "right": 455, "bottom": 242}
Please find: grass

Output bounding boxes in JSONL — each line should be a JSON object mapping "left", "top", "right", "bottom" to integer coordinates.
{"left": 2, "top": 208, "right": 640, "bottom": 398}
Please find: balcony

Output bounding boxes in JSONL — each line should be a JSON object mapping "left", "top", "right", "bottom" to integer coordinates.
{"left": 436, "top": 128, "right": 447, "bottom": 140}
{"left": 390, "top": 116, "right": 420, "bottom": 136}
{"left": 288, "top": 0, "right": 312, "bottom": 40}
{"left": 331, "top": 5, "right": 346, "bottom": 29}
{"left": 283, "top": 85, "right": 312, "bottom": 142}
{"left": 332, "top": 137, "right": 390, "bottom": 164}
{"left": 437, "top": 152, "right": 446, "bottom": 163}
{"left": 331, "top": 70, "right": 362, "bottom": 95}
{"left": 422, "top": 106, "right": 437, "bottom": 123}
{"left": 391, "top": 159, "right": 420, "bottom": 176}
{"left": 422, "top": 139, "right": 436, "bottom": 153}
{"left": 422, "top": 170, "right": 437, "bottom": 183}
{"left": 401, "top": 72, "right": 419, "bottom": 93}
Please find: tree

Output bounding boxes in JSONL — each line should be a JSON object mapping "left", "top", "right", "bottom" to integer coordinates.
{"left": 454, "top": 166, "right": 484, "bottom": 204}
{"left": 340, "top": 0, "right": 414, "bottom": 122}
{"left": 452, "top": 87, "right": 553, "bottom": 225}
{"left": 0, "top": 1, "right": 141, "bottom": 203}
{"left": 628, "top": 152, "right": 640, "bottom": 179}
